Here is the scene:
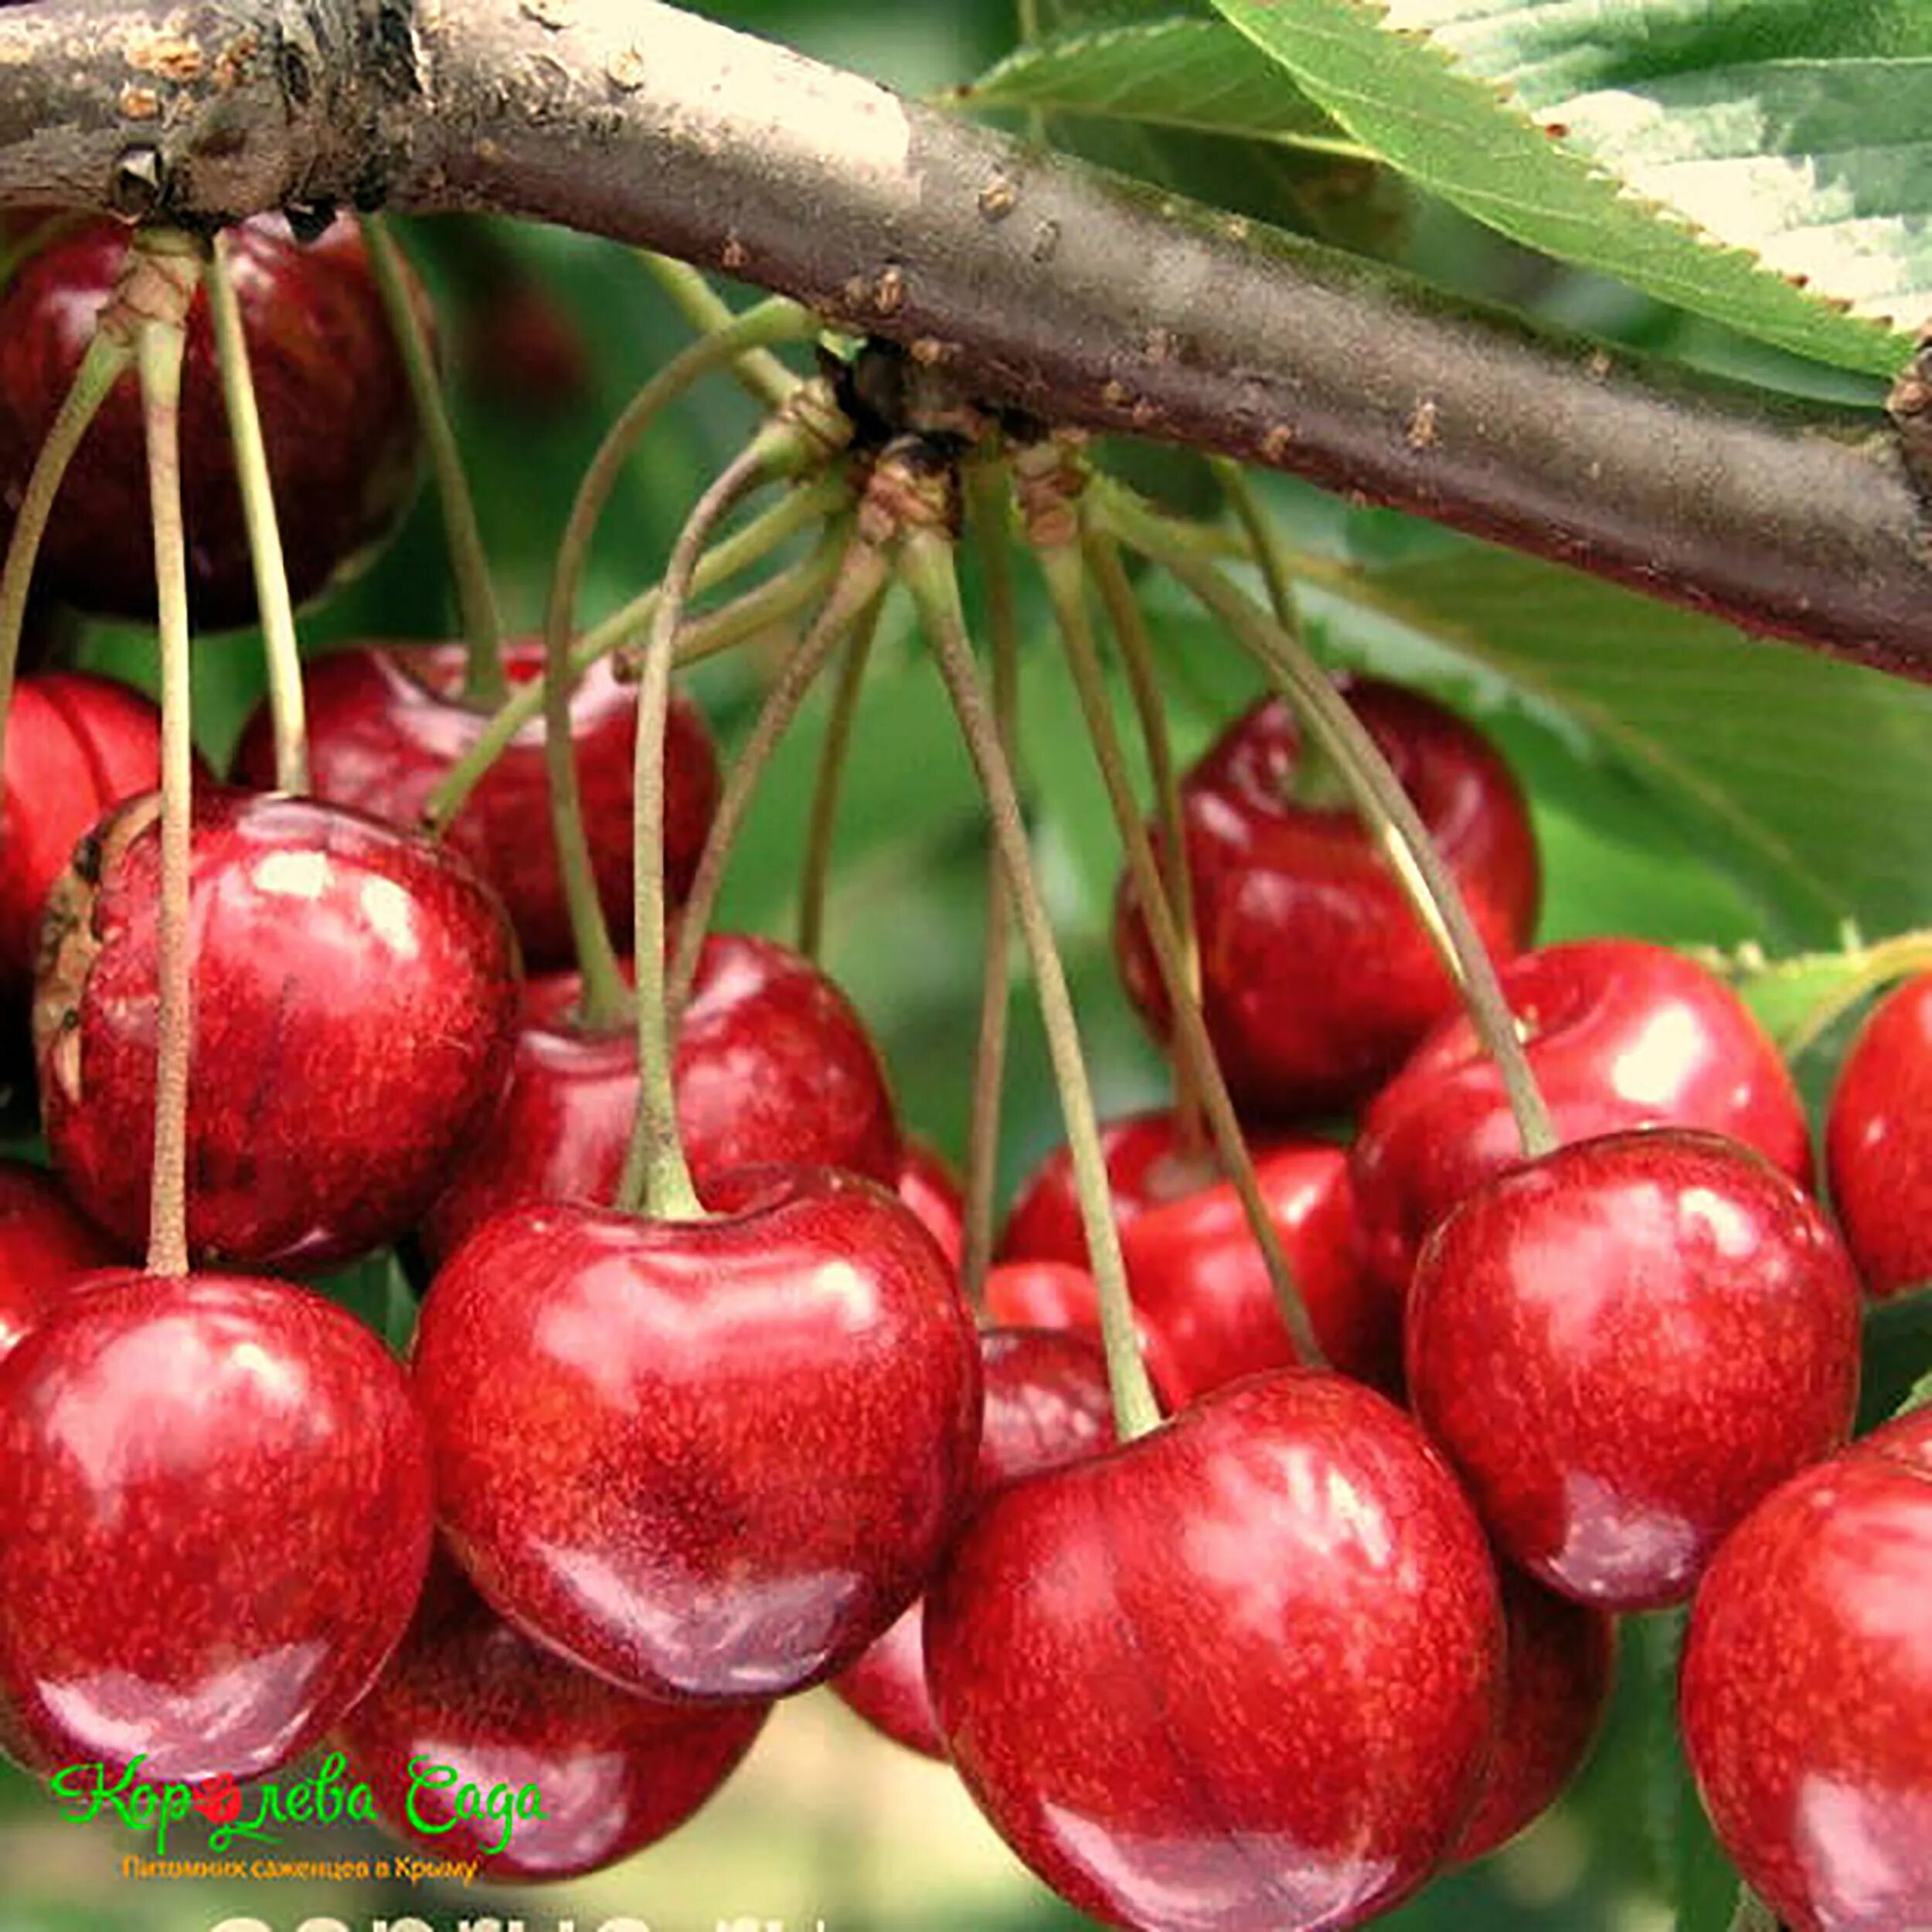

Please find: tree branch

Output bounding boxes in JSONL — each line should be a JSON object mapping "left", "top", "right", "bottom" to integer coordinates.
{"left": 3, "top": 0, "right": 1930, "bottom": 678}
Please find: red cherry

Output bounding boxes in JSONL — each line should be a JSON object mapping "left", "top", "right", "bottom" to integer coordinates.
{"left": 1114, "top": 682, "right": 1539, "bottom": 1117}
{"left": 923, "top": 1371, "right": 1503, "bottom": 1931}
{"left": 1406, "top": 1130, "right": 1861, "bottom": 1611}
{"left": 1827, "top": 971, "right": 1932, "bottom": 1298}
{"left": 1119, "top": 1138, "right": 1388, "bottom": 1399}
{"left": 1455, "top": 1567, "right": 1616, "bottom": 1861}
{"left": 335, "top": 1560, "right": 766, "bottom": 1881}
{"left": 232, "top": 641, "right": 719, "bottom": 968}
{"left": 833, "top": 1325, "right": 1115, "bottom": 1758}
{"left": 1354, "top": 937, "right": 1811, "bottom": 1301}
{"left": 0, "top": 672, "right": 169, "bottom": 1007}
{"left": 0, "top": 213, "right": 426, "bottom": 628}
{"left": 0, "top": 1158, "right": 124, "bottom": 1363}
{"left": 33, "top": 789, "right": 520, "bottom": 1271}
{"left": 1679, "top": 1408, "right": 1932, "bottom": 1932}
{"left": 0, "top": 1269, "right": 431, "bottom": 1783}
{"left": 981, "top": 1258, "right": 1182, "bottom": 1400}
{"left": 423, "top": 933, "right": 900, "bottom": 1265}
{"left": 894, "top": 1136, "right": 965, "bottom": 1270}
{"left": 411, "top": 1170, "right": 981, "bottom": 1702}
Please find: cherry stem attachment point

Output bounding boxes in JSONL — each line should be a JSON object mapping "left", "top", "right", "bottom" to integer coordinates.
{"left": 901, "top": 511, "right": 1162, "bottom": 1444}
{"left": 207, "top": 230, "right": 308, "bottom": 794}
{"left": 639, "top": 253, "right": 801, "bottom": 413}
{"left": 365, "top": 214, "right": 507, "bottom": 708}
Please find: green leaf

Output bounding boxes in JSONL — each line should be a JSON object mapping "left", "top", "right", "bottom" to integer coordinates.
{"left": 1204, "top": 0, "right": 1918, "bottom": 376}
{"left": 1859, "top": 1288, "right": 1932, "bottom": 1432}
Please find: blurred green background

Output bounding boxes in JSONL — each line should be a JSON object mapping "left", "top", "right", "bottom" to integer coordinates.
{"left": 3, "top": 1, "right": 1926, "bottom": 1928}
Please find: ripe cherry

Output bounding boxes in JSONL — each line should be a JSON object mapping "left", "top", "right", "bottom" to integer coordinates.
{"left": 1114, "top": 682, "right": 1539, "bottom": 1118}
{"left": 1827, "top": 971, "right": 1932, "bottom": 1298}
{"left": 0, "top": 213, "right": 426, "bottom": 628}
{"left": 1679, "top": 1407, "right": 1932, "bottom": 1932}
{"left": 335, "top": 1560, "right": 767, "bottom": 1881}
{"left": 0, "top": 1270, "right": 431, "bottom": 1783}
{"left": 1406, "top": 1129, "right": 1860, "bottom": 1611}
{"left": 231, "top": 641, "right": 719, "bottom": 968}
{"left": 412, "top": 1168, "right": 981, "bottom": 1702}
{"left": 0, "top": 1158, "right": 123, "bottom": 1363}
{"left": 422, "top": 933, "right": 900, "bottom": 1266}
{"left": 981, "top": 1258, "right": 1181, "bottom": 1400}
{"left": 832, "top": 1325, "right": 1114, "bottom": 1757}
{"left": 1353, "top": 937, "right": 1811, "bottom": 1301}
{"left": 34, "top": 789, "right": 520, "bottom": 1271}
{"left": 923, "top": 1371, "right": 1503, "bottom": 1931}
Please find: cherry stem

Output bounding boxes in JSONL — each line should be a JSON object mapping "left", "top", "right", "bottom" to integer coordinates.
{"left": 670, "top": 537, "right": 892, "bottom": 1019}
{"left": 1728, "top": 1890, "right": 1781, "bottom": 1932}
{"left": 1100, "top": 485, "right": 1560, "bottom": 1162}
{"left": 1036, "top": 520, "right": 1327, "bottom": 1369}
{"left": 1083, "top": 525, "right": 1206, "bottom": 1159}
{"left": 423, "top": 478, "right": 845, "bottom": 828}
{"left": 134, "top": 237, "right": 205, "bottom": 1279}
{"left": 901, "top": 516, "right": 1162, "bottom": 1444}
{"left": 961, "top": 459, "right": 1020, "bottom": 1306}
{"left": 617, "top": 439, "right": 789, "bottom": 1222}
{"left": 364, "top": 214, "right": 507, "bottom": 708}
{"left": 796, "top": 599, "right": 883, "bottom": 962}
{"left": 0, "top": 330, "right": 131, "bottom": 779}
{"left": 1766, "top": 929, "right": 1932, "bottom": 1061}
{"left": 206, "top": 230, "right": 308, "bottom": 794}
{"left": 638, "top": 253, "right": 801, "bottom": 412}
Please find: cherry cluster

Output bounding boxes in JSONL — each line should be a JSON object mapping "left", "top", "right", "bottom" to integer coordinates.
{"left": 0, "top": 210, "right": 1925, "bottom": 1932}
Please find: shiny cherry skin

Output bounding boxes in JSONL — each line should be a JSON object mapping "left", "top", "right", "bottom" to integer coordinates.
{"left": 0, "top": 1158, "right": 123, "bottom": 1363}
{"left": 1354, "top": 937, "right": 1812, "bottom": 1301}
{"left": 335, "top": 1560, "right": 767, "bottom": 1881}
{"left": 422, "top": 934, "right": 900, "bottom": 1266}
{"left": 895, "top": 1136, "right": 965, "bottom": 1270}
{"left": 232, "top": 641, "right": 719, "bottom": 969}
{"left": 413, "top": 1168, "right": 981, "bottom": 1702}
{"left": 1827, "top": 971, "right": 1932, "bottom": 1298}
{"left": 1407, "top": 1130, "right": 1861, "bottom": 1611}
{"left": 1456, "top": 1567, "right": 1616, "bottom": 1861}
{"left": 1679, "top": 1409, "right": 1932, "bottom": 1932}
{"left": 0, "top": 672, "right": 168, "bottom": 1007}
{"left": 833, "top": 1325, "right": 1115, "bottom": 1757}
{"left": 1115, "top": 682, "right": 1540, "bottom": 1118}
{"left": 924, "top": 1370, "right": 1503, "bottom": 1932}
{"left": 33, "top": 789, "right": 520, "bottom": 1271}
{"left": 982, "top": 1258, "right": 1182, "bottom": 1401}
{"left": 1120, "top": 1138, "right": 1387, "bottom": 1400}
{"left": 0, "top": 213, "right": 425, "bottom": 628}
{"left": 0, "top": 1270, "right": 432, "bottom": 1783}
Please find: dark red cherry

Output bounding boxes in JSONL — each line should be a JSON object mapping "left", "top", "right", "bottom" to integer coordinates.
{"left": 895, "top": 1136, "right": 965, "bottom": 1270}
{"left": 335, "top": 1560, "right": 766, "bottom": 1881}
{"left": 1679, "top": 1408, "right": 1932, "bottom": 1932}
{"left": 924, "top": 1371, "right": 1503, "bottom": 1931}
{"left": 0, "top": 213, "right": 426, "bottom": 628}
{"left": 1456, "top": 1567, "right": 1616, "bottom": 1861}
{"left": 412, "top": 1168, "right": 981, "bottom": 1702}
{"left": 422, "top": 934, "right": 899, "bottom": 1265}
{"left": 1354, "top": 937, "right": 1811, "bottom": 1301}
{"left": 0, "top": 672, "right": 168, "bottom": 1007}
{"left": 1115, "top": 681, "right": 1540, "bottom": 1117}
{"left": 0, "top": 1269, "right": 431, "bottom": 1782}
{"left": 232, "top": 641, "right": 719, "bottom": 968}
{"left": 1407, "top": 1130, "right": 1861, "bottom": 1611}
{"left": 1119, "top": 1138, "right": 1388, "bottom": 1399}
{"left": 981, "top": 1258, "right": 1182, "bottom": 1400}
{"left": 0, "top": 1158, "right": 123, "bottom": 1363}
{"left": 33, "top": 789, "right": 519, "bottom": 1271}
{"left": 832, "top": 1325, "right": 1114, "bottom": 1758}
{"left": 1828, "top": 971, "right": 1932, "bottom": 1298}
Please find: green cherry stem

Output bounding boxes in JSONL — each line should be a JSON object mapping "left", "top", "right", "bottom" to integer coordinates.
{"left": 638, "top": 253, "right": 801, "bottom": 412}
{"left": 1727, "top": 1889, "right": 1781, "bottom": 1932}
{"left": 1100, "top": 485, "right": 1558, "bottom": 1162}
{"left": 902, "top": 515, "right": 1162, "bottom": 1444}
{"left": 669, "top": 539, "right": 891, "bottom": 1019}
{"left": 134, "top": 236, "right": 205, "bottom": 1279}
{"left": 206, "top": 229, "right": 308, "bottom": 794}
{"left": 364, "top": 214, "right": 507, "bottom": 707}
{"left": 422, "top": 478, "right": 847, "bottom": 829}
{"left": 796, "top": 599, "right": 883, "bottom": 962}
{"left": 1036, "top": 528, "right": 1326, "bottom": 1369}
{"left": 961, "top": 458, "right": 1021, "bottom": 1305}
{"left": 1211, "top": 456, "right": 1301, "bottom": 637}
